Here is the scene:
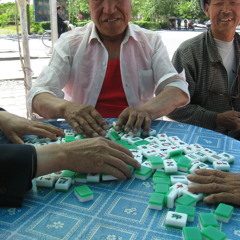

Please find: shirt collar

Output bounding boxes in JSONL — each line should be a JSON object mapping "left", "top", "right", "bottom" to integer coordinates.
{"left": 88, "top": 22, "right": 138, "bottom": 44}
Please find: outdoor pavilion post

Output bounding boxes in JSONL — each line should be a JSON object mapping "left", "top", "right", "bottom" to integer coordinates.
{"left": 17, "top": 0, "right": 32, "bottom": 118}
{"left": 49, "top": 0, "right": 58, "bottom": 52}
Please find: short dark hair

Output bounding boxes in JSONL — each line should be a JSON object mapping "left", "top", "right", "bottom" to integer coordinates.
{"left": 57, "top": 6, "right": 62, "bottom": 10}
{"left": 200, "top": 0, "right": 210, "bottom": 12}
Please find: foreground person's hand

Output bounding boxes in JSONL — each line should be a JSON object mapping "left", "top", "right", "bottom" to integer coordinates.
{"left": 188, "top": 169, "right": 240, "bottom": 206}
{"left": 0, "top": 111, "right": 64, "bottom": 144}
{"left": 36, "top": 137, "right": 141, "bottom": 179}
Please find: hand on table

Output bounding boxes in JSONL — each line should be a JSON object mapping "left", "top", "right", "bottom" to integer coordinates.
{"left": 187, "top": 169, "right": 240, "bottom": 206}
{"left": 0, "top": 111, "right": 64, "bottom": 144}
{"left": 216, "top": 110, "right": 240, "bottom": 131}
{"left": 115, "top": 107, "right": 152, "bottom": 136}
{"left": 63, "top": 103, "right": 109, "bottom": 137}
{"left": 36, "top": 137, "right": 141, "bottom": 179}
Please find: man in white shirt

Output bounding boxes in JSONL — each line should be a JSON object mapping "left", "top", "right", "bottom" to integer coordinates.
{"left": 27, "top": 0, "right": 189, "bottom": 137}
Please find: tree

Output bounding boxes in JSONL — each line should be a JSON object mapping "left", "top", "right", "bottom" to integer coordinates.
{"left": 67, "top": 0, "right": 90, "bottom": 24}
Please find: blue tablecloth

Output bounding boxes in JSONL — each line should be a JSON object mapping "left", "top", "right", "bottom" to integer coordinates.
{"left": 1, "top": 120, "right": 240, "bottom": 240}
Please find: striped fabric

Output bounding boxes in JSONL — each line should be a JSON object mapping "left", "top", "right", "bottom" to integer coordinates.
{"left": 167, "top": 29, "right": 240, "bottom": 138}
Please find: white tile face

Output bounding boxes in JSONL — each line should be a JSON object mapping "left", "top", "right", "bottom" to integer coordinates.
{"left": 207, "top": 154, "right": 225, "bottom": 163}
{"left": 165, "top": 211, "right": 188, "bottom": 228}
{"left": 170, "top": 175, "right": 188, "bottom": 185}
{"left": 189, "top": 143, "right": 204, "bottom": 151}
{"left": 142, "top": 149, "right": 159, "bottom": 158}
{"left": 36, "top": 175, "right": 55, "bottom": 188}
{"left": 218, "top": 152, "right": 235, "bottom": 163}
{"left": 55, "top": 177, "right": 72, "bottom": 191}
{"left": 87, "top": 173, "right": 101, "bottom": 183}
{"left": 163, "top": 159, "right": 177, "bottom": 173}
{"left": 213, "top": 161, "right": 230, "bottom": 171}
{"left": 157, "top": 133, "right": 168, "bottom": 139}
{"left": 127, "top": 137, "right": 142, "bottom": 145}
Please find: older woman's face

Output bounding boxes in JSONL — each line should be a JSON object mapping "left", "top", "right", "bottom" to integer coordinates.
{"left": 88, "top": 0, "right": 132, "bottom": 39}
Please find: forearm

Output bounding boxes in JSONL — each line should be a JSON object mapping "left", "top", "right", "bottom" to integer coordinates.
{"left": 35, "top": 144, "right": 67, "bottom": 177}
{"left": 139, "top": 86, "right": 189, "bottom": 120}
{"left": 167, "top": 103, "right": 217, "bottom": 130}
{"left": 32, "top": 93, "right": 69, "bottom": 119}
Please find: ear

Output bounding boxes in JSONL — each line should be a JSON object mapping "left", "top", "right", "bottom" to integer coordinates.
{"left": 205, "top": 3, "right": 210, "bottom": 18}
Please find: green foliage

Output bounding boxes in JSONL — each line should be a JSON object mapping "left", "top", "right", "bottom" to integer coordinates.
{"left": 0, "top": 2, "right": 17, "bottom": 26}
{"left": 66, "top": 0, "right": 90, "bottom": 25}
{"left": 0, "top": 0, "right": 208, "bottom": 32}
{"left": 0, "top": 13, "right": 9, "bottom": 28}
{"left": 76, "top": 20, "right": 91, "bottom": 27}
{"left": 131, "top": 21, "right": 160, "bottom": 30}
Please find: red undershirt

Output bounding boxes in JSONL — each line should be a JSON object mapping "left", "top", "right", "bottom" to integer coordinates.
{"left": 95, "top": 58, "right": 128, "bottom": 118}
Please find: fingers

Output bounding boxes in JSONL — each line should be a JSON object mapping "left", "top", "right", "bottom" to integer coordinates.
{"left": 203, "top": 193, "right": 238, "bottom": 205}
{"left": 7, "top": 132, "right": 25, "bottom": 144}
{"left": 188, "top": 183, "right": 230, "bottom": 194}
{"left": 116, "top": 108, "right": 152, "bottom": 135}
{"left": 187, "top": 170, "right": 227, "bottom": 185}
{"left": 67, "top": 108, "right": 109, "bottom": 137}
{"left": 104, "top": 139, "right": 141, "bottom": 169}
{"left": 28, "top": 123, "right": 64, "bottom": 140}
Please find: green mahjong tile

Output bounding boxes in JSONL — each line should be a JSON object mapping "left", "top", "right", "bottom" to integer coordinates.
{"left": 182, "top": 227, "right": 202, "bottom": 240}
{"left": 153, "top": 171, "right": 169, "bottom": 178}
{"left": 201, "top": 226, "right": 226, "bottom": 240}
{"left": 134, "top": 140, "right": 150, "bottom": 146}
{"left": 65, "top": 135, "right": 75, "bottom": 142}
{"left": 199, "top": 213, "right": 218, "bottom": 229}
{"left": 153, "top": 176, "right": 171, "bottom": 185}
{"left": 175, "top": 205, "right": 196, "bottom": 222}
{"left": 175, "top": 194, "right": 197, "bottom": 206}
{"left": 61, "top": 170, "right": 76, "bottom": 178}
{"left": 155, "top": 183, "right": 169, "bottom": 194}
{"left": 215, "top": 203, "right": 234, "bottom": 220}
{"left": 177, "top": 156, "right": 191, "bottom": 169}
{"left": 148, "top": 156, "right": 164, "bottom": 167}
{"left": 169, "top": 149, "right": 183, "bottom": 158}
{"left": 134, "top": 165, "right": 152, "bottom": 176}
{"left": 74, "top": 185, "right": 93, "bottom": 198}
{"left": 149, "top": 192, "right": 165, "bottom": 206}
{"left": 108, "top": 131, "right": 121, "bottom": 141}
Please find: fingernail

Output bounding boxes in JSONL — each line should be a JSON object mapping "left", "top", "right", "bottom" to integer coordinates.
{"left": 100, "top": 130, "right": 106, "bottom": 136}
{"left": 103, "top": 125, "right": 109, "bottom": 130}
{"left": 125, "top": 127, "right": 130, "bottom": 132}
{"left": 133, "top": 128, "right": 138, "bottom": 133}
{"left": 92, "top": 133, "right": 99, "bottom": 137}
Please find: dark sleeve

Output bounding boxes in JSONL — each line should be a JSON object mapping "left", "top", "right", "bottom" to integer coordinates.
{"left": 0, "top": 144, "right": 37, "bottom": 207}
{"left": 57, "top": 13, "right": 65, "bottom": 28}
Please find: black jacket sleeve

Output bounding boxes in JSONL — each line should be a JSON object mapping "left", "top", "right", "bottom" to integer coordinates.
{"left": 0, "top": 144, "right": 37, "bottom": 207}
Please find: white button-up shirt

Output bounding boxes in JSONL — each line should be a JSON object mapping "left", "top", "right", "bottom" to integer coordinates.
{"left": 27, "top": 22, "right": 189, "bottom": 115}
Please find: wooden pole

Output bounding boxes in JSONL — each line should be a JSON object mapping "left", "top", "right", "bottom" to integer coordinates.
{"left": 17, "top": 0, "right": 32, "bottom": 117}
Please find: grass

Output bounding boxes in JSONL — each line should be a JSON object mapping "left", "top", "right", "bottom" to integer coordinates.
{"left": 0, "top": 25, "right": 19, "bottom": 35}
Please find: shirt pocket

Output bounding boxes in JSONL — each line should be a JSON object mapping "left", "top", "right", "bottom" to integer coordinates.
{"left": 138, "top": 69, "right": 155, "bottom": 101}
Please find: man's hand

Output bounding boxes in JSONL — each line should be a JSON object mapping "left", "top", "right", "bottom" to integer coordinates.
{"left": 115, "top": 107, "right": 152, "bottom": 136}
{"left": 216, "top": 110, "right": 240, "bottom": 131}
{"left": 187, "top": 169, "right": 240, "bottom": 206}
{"left": 63, "top": 102, "right": 109, "bottom": 137}
{"left": 36, "top": 137, "right": 141, "bottom": 179}
{"left": 0, "top": 111, "right": 64, "bottom": 144}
